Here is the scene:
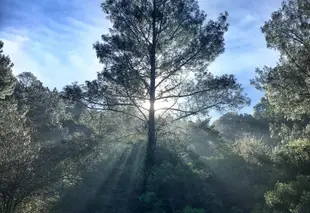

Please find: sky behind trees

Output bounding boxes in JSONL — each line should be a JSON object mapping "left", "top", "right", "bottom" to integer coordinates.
{"left": 0, "top": 0, "right": 282, "bottom": 115}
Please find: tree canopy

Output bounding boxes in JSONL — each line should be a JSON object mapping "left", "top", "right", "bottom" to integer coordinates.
{"left": 252, "top": 0, "right": 310, "bottom": 120}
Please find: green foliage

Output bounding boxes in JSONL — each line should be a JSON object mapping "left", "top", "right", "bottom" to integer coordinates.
{"left": 0, "top": 69, "right": 128, "bottom": 212}
{"left": 249, "top": 2, "right": 310, "bottom": 212}
{"left": 0, "top": 100, "right": 66, "bottom": 213}
{"left": 0, "top": 40, "right": 16, "bottom": 99}
{"left": 265, "top": 176, "right": 310, "bottom": 213}
{"left": 252, "top": 0, "right": 310, "bottom": 143}
{"left": 254, "top": 97, "right": 310, "bottom": 143}
{"left": 274, "top": 139, "right": 310, "bottom": 179}
{"left": 264, "top": 139, "right": 310, "bottom": 213}
{"left": 213, "top": 112, "right": 272, "bottom": 144}
{"left": 141, "top": 146, "right": 249, "bottom": 213}
{"left": 143, "top": 158, "right": 212, "bottom": 212}
{"left": 182, "top": 206, "right": 205, "bottom": 213}
{"left": 252, "top": 0, "right": 310, "bottom": 121}
{"left": 205, "top": 135, "right": 278, "bottom": 213}
{"left": 140, "top": 192, "right": 166, "bottom": 213}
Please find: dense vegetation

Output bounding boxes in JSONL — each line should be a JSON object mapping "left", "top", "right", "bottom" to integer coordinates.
{"left": 1, "top": 0, "right": 310, "bottom": 212}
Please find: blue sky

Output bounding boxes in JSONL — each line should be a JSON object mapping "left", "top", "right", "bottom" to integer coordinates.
{"left": 1, "top": 0, "right": 282, "bottom": 115}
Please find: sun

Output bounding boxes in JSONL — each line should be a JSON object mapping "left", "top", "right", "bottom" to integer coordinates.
{"left": 142, "top": 99, "right": 175, "bottom": 113}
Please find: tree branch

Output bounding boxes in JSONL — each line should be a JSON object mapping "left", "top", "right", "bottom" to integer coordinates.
{"left": 171, "top": 102, "right": 224, "bottom": 122}
{"left": 119, "top": 8, "right": 151, "bottom": 45}
{"left": 155, "top": 80, "right": 183, "bottom": 99}
{"left": 87, "top": 105, "right": 146, "bottom": 122}
{"left": 156, "top": 86, "right": 218, "bottom": 100}
{"left": 157, "top": 97, "right": 179, "bottom": 118}
{"left": 155, "top": 45, "right": 206, "bottom": 88}
{"left": 76, "top": 96, "right": 148, "bottom": 122}
{"left": 282, "top": 48, "right": 310, "bottom": 78}
{"left": 124, "top": 84, "right": 148, "bottom": 120}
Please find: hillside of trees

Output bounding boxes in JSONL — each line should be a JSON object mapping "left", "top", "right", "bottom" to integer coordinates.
{"left": 1, "top": 0, "right": 310, "bottom": 212}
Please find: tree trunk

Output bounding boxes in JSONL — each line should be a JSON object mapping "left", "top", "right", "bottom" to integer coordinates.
{"left": 145, "top": 0, "right": 157, "bottom": 179}
{"left": 146, "top": 103, "right": 156, "bottom": 172}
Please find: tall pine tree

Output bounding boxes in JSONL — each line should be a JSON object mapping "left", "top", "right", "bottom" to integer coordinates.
{"left": 64, "top": 0, "right": 249, "bottom": 172}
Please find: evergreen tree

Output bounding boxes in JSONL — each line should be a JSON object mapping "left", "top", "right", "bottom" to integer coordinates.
{"left": 63, "top": 0, "right": 249, "bottom": 172}
{"left": 252, "top": 0, "right": 310, "bottom": 120}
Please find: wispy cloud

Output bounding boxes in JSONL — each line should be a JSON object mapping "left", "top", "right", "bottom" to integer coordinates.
{"left": 204, "top": 0, "right": 281, "bottom": 75}
{"left": 1, "top": 0, "right": 109, "bottom": 89}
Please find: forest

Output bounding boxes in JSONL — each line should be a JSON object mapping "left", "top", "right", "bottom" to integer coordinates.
{"left": 1, "top": 0, "right": 310, "bottom": 212}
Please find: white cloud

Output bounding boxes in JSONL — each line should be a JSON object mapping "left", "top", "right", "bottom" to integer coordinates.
{"left": 1, "top": 35, "right": 28, "bottom": 60}
{"left": 1, "top": 35, "right": 46, "bottom": 81}
{"left": 0, "top": 0, "right": 110, "bottom": 89}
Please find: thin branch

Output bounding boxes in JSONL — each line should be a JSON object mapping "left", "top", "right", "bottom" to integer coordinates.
{"left": 124, "top": 84, "right": 148, "bottom": 120}
{"left": 87, "top": 105, "right": 146, "bottom": 122}
{"left": 157, "top": 97, "right": 179, "bottom": 118}
{"left": 105, "top": 93, "right": 149, "bottom": 100}
{"left": 125, "top": 54, "right": 150, "bottom": 91}
{"left": 155, "top": 80, "right": 183, "bottom": 99}
{"left": 74, "top": 97, "right": 147, "bottom": 122}
{"left": 156, "top": 86, "right": 217, "bottom": 100}
{"left": 155, "top": 45, "right": 205, "bottom": 88}
{"left": 80, "top": 95, "right": 149, "bottom": 111}
{"left": 119, "top": 8, "right": 151, "bottom": 45}
{"left": 158, "top": 90, "right": 234, "bottom": 122}
{"left": 81, "top": 97, "right": 133, "bottom": 108}
{"left": 286, "top": 29, "right": 310, "bottom": 50}
{"left": 157, "top": 6, "right": 164, "bottom": 35}
{"left": 171, "top": 102, "right": 223, "bottom": 122}
{"left": 165, "top": 22, "right": 182, "bottom": 41}
{"left": 156, "top": 107, "right": 191, "bottom": 113}
{"left": 282, "top": 48, "right": 310, "bottom": 78}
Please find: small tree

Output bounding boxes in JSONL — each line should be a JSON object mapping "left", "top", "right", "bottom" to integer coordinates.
{"left": 0, "top": 97, "right": 95, "bottom": 213}
{"left": 0, "top": 102, "right": 40, "bottom": 213}
{"left": 64, "top": 0, "right": 249, "bottom": 171}
{"left": 0, "top": 75, "right": 93, "bottom": 212}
